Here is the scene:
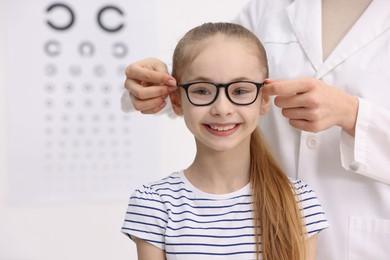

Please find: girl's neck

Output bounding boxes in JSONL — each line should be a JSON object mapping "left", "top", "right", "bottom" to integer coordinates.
{"left": 185, "top": 143, "right": 251, "bottom": 194}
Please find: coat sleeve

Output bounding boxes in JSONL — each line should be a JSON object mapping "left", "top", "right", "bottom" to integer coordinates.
{"left": 340, "top": 97, "right": 390, "bottom": 185}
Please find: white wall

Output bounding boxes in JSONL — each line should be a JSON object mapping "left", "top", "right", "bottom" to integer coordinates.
{"left": 0, "top": 1, "right": 249, "bottom": 259}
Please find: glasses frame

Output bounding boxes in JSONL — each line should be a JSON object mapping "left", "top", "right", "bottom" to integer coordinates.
{"left": 178, "top": 80, "right": 264, "bottom": 106}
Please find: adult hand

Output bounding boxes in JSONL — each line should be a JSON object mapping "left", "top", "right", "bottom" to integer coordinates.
{"left": 262, "top": 78, "right": 359, "bottom": 136}
{"left": 124, "top": 58, "right": 177, "bottom": 114}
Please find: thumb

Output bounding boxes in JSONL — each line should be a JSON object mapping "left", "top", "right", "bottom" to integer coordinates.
{"left": 162, "top": 74, "right": 177, "bottom": 87}
{"left": 262, "top": 79, "right": 276, "bottom": 96}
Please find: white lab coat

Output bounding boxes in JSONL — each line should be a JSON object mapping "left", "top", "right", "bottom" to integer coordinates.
{"left": 234, "top": 0, "right": 390, "bottom": 259}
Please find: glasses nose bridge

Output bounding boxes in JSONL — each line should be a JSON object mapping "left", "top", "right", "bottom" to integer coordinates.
{"left": 212, "top": 83, "right": 234, "bottom": 107}
{"left": 215, "top": 83, "right": 231, "bottom": 91}
{"left": 214, "top": 83, "right": 231, "bottom": 100}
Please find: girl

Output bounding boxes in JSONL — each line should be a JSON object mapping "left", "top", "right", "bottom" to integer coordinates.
{"left": 122, "top": 22, "right": 329, "bottom": 260}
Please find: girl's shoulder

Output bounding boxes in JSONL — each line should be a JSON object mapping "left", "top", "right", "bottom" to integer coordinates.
{"left": 288, "top": 178, "right": 330, "bottom": 235}
{"left": 131, "top": 171, "right": 187, "bottom": 201}
{"left": 137, "top": 171, "right": 183, "bottom": 189}
{"left": 288, "top": 178, "right": 315, "bottom": 195}
{"left": 288, "top": 178, "right": 320, "bottom": 208}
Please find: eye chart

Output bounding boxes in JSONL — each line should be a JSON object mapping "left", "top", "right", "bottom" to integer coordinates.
{"left": 4, "top": 0, "right": 161, "bottom": 204}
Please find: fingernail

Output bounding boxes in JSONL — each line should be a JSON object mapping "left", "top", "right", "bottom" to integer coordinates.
{"left": 168, "top": 79, "right": 176, "bottom": 86}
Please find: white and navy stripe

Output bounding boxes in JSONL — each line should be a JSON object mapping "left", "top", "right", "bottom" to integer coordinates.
{"left": 122, "top": 171, "right": 329, "bottom": 259}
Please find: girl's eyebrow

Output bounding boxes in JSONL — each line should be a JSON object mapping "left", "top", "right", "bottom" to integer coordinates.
{"left": 184, "top": 76, "right": 256, "bottom": 83}
{"left": 185, "top": 76, "right": 210, "bottom": 83}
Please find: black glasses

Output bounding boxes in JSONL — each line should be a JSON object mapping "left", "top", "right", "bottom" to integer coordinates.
{"left": 178, "top": 80, "right": 264, "bottom": 106}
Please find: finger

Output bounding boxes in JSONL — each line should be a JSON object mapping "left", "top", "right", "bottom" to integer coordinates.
{"left": 140, "top": 69, "right": 176, "bottom": 87}
{"left": 262, "top": 79, "right": 311, "bottom": 96}
{"left": 289, "top": 119, "right": 324, "bottom": 133}
{"left": 282, "top": 107, "right": 319, "bottom": 121}
{"left": 141, "top": 102, "right": 167, "bottom": 114}
{"left": 125, "top": 60, "right": 176, "bottom": 86}
{"left": 125, "top": 79, "right": 173, "bottom": 100}
{"left": 289, "top": 119, "right": 312, "bottom": 132}
{"left": 274, "top": 93, "right": 308, "bottom": 109}
{"left": 264, "top": 78, "right": 275, "bottom": 84}
{"left": 131, "top": 93, "right": 168, "bottom": 112}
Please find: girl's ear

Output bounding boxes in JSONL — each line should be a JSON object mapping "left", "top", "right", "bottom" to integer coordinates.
{"left": 169, "top": 89, "right": 184, "bottom": 116}
{"left": 259, "top": 91, "right": 271, "bottom": 115}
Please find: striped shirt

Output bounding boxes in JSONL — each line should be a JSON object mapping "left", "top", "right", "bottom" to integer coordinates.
{"left": 122, "top": 171, "right": 329, "bottom": 259}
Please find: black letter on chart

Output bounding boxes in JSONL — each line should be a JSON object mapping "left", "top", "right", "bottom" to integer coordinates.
{"left": 97, "top": 5, "right": 124, "bottom": 33}
{"left": 46, "top": 3, "right": 75, "bottom": 31}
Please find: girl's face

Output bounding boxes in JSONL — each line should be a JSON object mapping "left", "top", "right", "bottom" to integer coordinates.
{"left": 171, "top": 36, "right": 269, "bottom": 152}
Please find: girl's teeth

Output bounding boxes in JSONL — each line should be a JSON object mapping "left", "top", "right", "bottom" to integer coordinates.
{"left": 210, "top": 125, "right": 235, "bottom": 131}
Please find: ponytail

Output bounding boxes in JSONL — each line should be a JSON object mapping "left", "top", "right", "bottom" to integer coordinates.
{"left": 250, "top": 128, "right": 306, "bottom": 260}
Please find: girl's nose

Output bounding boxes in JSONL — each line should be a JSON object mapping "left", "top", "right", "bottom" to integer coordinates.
{"left": 210, "top": 91, "right": 234, "bottom": 116}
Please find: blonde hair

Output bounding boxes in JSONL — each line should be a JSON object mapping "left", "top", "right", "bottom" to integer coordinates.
{"left": 172, "top": 22, "right": 305, "bottom": 260}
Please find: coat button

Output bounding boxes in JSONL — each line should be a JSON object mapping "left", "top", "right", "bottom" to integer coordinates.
{"left": 349, "top": 161, "right": 360, "bottom": 172}
{"left": 306, "top": 136, "right": 318, "bottom": 149}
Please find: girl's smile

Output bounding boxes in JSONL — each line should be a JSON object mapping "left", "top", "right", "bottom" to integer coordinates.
{"left": 204, "top": 123, "right": 240, "bottom": 136}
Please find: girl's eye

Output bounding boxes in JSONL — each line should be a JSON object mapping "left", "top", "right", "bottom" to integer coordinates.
{"left": 232, "top": 89, "right": 249, "bottom": 95}
{"left": 193, "top": 89, "right": 210, "bottom": 95}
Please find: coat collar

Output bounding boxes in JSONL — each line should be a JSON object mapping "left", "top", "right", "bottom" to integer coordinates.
{"left": 286, "top": 0, "right": 322, "bottom": 71}
{"left": 286, "top": 0, "right": 390, "bottom": 78}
